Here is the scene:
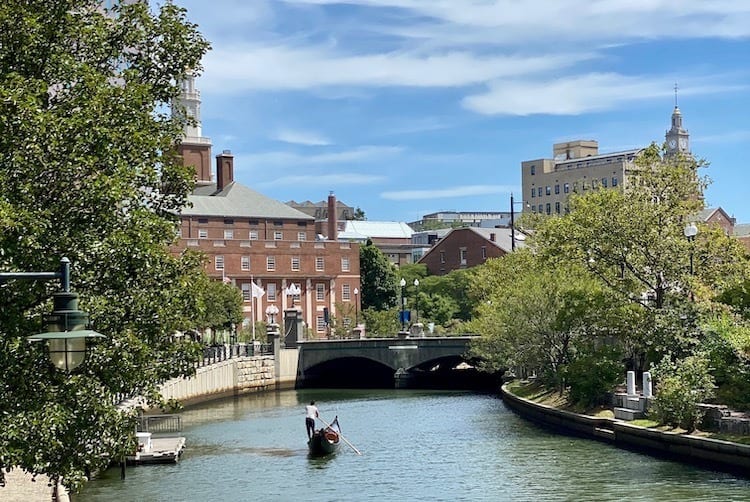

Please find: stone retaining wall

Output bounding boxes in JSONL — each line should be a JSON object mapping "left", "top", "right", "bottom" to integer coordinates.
{"left": 501, "top": 383, "right": 750, "bottom": 475}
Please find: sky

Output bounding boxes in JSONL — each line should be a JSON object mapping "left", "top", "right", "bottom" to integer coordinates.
{"left": 169, "top": 0, "right": 750, "bottom": 224}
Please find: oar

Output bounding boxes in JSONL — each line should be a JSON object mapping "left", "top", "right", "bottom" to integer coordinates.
{"left": 318, "top": 416, "right": 362, "bottom": 455}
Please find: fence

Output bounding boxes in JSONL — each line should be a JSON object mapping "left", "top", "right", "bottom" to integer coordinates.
{"left": 137, "top": 414, "right": 182, "bottom": 434}
{"left": 196, "top": 342, "right": 273, "bottom": 369}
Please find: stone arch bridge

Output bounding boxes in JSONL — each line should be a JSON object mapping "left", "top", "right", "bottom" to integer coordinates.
{"left": 297, "top": 336, "right": 492, "bottom": 389}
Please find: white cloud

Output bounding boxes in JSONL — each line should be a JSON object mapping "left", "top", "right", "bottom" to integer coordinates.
{"left": 274, "top": 129, "right": 332, "bottom": 146}
{"left": 381, "top": 185, "right": 517, "bottom": 201}
{"left": 236, "top": 145, "right": 403, "bottom": 169}
{"left": 259, "top": 173, "right": 385, "bottom": 187}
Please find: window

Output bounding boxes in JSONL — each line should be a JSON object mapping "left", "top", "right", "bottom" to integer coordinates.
{"left": 198, "top": 229, "right": 208, "bottom": 239}
{"left": 291, "top": 256, "right": 300, "bottom": 271}
{"left": 342, "top": 284, "right": 351, "bottom": 301}
{"left": 555, "top": 202, "right": 561, "bottom": 214}
{"left": 298, "top": 231, "right": 306, "bottom": 241}
{"left": 341, "top": 257, "right": 350, "bottom": 272}
{"left": 223, "top": 218, "right": 234, "bottom": 225}
{"left": 215, "top": 255, "right": 224, "bottom": 270}
{"left": 316, "top": 256, "right": 325, "bottom": 271}
{"left": 266, "top": 256, "right": 275, "bottom": 271}
{"left": 267, "top": 283, "right": 276, "bottom": 301}
{"left": 440, "top": 250, "right": 446, "bottom": 264}
{"left": 592, "top": 179, "right": 598, "bottom": 189}
{"left": 531, "top": 188, "right": 536, "bottom": 198}
{"left": 538, "top": 204, "right": 543, "bottom": 213}
{"left": 554, "top": 184, "right": 560, "bottom": 194}
{"left": 316, "top": 283, "right": 325, "bottom": 301}
{"left": 602, "top": 177, "right": 608, "bottom": 188}
{"left": 316, "top": 315, "right": 326, "bottom": 332}
{"left": 545, "top": 203, "right": 551, "bottom": 215}
{"left": 564, "top": 183, "right": 570, "bottom": 194}
{"left": 224, "top": 229, "right": 234, "bottom": 240}
{"left": 198, "top": 218, "right": 208, "bottom": 224}
{"left": 249, "top": 230, "right": 258, "bottom": 240}
{"left": 460, "top": 248, "right": 467, "bottom": 265}
{"left": 612, "top": 177, "right": 618, "bottom": 187}
{"left": 530, "top": 165, "right": 536, "bottom": 175}
{"left": 273, "top": 221, "right": 283, "bottom": 227}
{"left": 248, "top": 220, "right": 259, "bottom": 226}
{"left": 481, "top": 246, "right": 487, "bottom": 259}
{"left": 241, "top": 256, "right": 250, "bottom": 271}
{"left": 274, "top": 231, "right": 283, "bottom": 240}
{"left": 546, "top": 186, "right": 551, "bottom": 195}
{"left": 241, "top": 284, "right": 251, "bottom": 302}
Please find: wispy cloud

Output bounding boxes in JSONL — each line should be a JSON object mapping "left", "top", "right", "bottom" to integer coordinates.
{"left": 696, "top": 130, "right": 750, "bottom": 145}
{"left": 259, "top": 173, "right": 386, "bottom": 188}
{"left": 236, "top": 145, "right": 403, "bottom": 169}
{"left": 382, "top": 185, "right": 517, "bottom": 201}
{"left": 274, "top": 128, "right": 332, "bottom": 146}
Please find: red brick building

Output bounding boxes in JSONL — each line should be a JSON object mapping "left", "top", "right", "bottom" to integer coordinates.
{"left": 171, "top": 76, "right": 360, "bottom": 338}
{"left": 418, "top": 227, "right": 518, "bottom": 275}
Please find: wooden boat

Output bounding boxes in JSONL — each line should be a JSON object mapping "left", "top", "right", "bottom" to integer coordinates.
{"left": 308, "top": 417, "right": 341, "bottom": 456}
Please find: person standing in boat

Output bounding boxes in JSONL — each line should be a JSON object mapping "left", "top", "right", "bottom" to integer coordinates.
{"left": 305, "top": 401, "right": 319, "bottom": 439}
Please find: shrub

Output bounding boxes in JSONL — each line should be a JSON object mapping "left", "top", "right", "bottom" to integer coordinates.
{"left": 565, "top": 346, "right": 623, "bottom": 407}
{"left": 650, "top": 354, "right": 715, "bottom": 431}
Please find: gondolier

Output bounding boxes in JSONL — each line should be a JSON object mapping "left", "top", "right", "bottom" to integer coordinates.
{"left": 305, "top": 401, "right": 319, "bottom": 439}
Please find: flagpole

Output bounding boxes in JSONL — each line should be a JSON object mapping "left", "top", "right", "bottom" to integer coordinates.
{"left": 251, "top": 276, "right": 256, "bottom": 341}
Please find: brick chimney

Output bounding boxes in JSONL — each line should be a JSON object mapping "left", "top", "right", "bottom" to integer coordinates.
{"left": 327, "top": 191, "right": 337, "bottom": 241}
{"left": 215, "top": 150, "right": 234, "bottom": 191}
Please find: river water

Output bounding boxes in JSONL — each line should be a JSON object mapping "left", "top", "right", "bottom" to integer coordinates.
{"left": 77, "top": 390, "right": 750, "bottom": 501}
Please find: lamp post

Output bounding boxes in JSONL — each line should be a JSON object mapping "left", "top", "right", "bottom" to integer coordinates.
{"left": 399, "top": 277, "right": 407, "bottom": 331}
{"left": 510, "top": 193, "right": 528, "bottom": 251}
{"left": 0, "top": 257, "right": 105, "bottom": 372}
{"left": 413, "top": 279, "right": 420, "bottom": 324}
{"left": 285, "top": 283, "right": 301, "bottom": 308}
{"left": 683, "top": 222, "right": 698, "bottom": 275}
{"left": 353, "top": 287, "right": 359, "bottom": 325}
{"left": 265, "top": 304, "right": 279, "bottom": 325}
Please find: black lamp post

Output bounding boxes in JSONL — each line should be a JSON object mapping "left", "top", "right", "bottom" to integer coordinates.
{"left": 353, "top": 287, "right": 359, "bottom": 325}
{"left": 684, "top": 222, "right": 698, "bottom": 275}
{"left": 399, "top": 277, "right": 406, "bottom": 331}
{"left": 510, "top": 193, "right": 528, "bottom": 251}
{"left": 0, "top": 257, "right": 105, "bottom": 372}
{"left": 413, "top": 279, "right": 420, "bottom": 324}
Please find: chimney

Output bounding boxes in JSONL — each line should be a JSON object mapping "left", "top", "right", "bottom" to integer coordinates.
{"left": 490, "top": 233, "right": 496, "bottom": 242}
{"left": 327, "top": 191, "right": 337, "bottom": 241}
{"left": 215, "top": 150, "right": 234, "bottom": 191}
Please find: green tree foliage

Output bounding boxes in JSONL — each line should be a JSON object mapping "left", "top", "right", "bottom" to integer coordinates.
{"left": 359, "top": 240, "right": 398, "bottom": 311}
{"left": 352, "top": 207, "right": 366, "bottom": 221}
{"left": 650, "top": 354, "right": 715, "bottom": 431}
{"left": 0, "top": 0, "right": 209, "bottom": 491}
{"left": 361, "top": 307, "right": 400, "bottom": 337}
{"left": 192, "top": 275, "right": 244, "bottom": 337}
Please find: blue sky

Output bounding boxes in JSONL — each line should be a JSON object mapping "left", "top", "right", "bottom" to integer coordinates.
{"left": 171, "top": 0, "right": 750, "bottom": 224}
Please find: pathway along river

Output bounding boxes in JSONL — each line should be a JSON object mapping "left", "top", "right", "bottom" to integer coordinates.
{"left": 78, "top": 390, "right": 750, "bottom": 501}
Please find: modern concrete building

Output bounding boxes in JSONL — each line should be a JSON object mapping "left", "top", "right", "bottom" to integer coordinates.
{"left": 171, "top": 75, "right": 360, "bottom": 339}
{"left": 410, "top": 211, "right": 512, "bottom": 230}
{"left": 337, "top": 220, "right": 415, "bottom": 266}
{"left": 522, "top": 106, "right": 691, "bottom": 216}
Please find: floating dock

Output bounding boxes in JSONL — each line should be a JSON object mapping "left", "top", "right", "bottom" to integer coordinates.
{"left": 127, "top": 435, "right": 186, "bottom": 465}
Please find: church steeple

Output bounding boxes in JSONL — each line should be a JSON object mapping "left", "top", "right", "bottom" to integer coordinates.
{"left": 665, "top": 83, "right": 689, "bottom": 155}
{"left": 172, "top": 71, "right": 213, "bottom": 185}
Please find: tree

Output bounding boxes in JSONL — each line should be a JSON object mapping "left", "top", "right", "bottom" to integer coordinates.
{"left": 193, "top": 275, "right": 244, "bottom": 340}
{"left": 0, "top": 0, "right": 209, "bottom": 491}
{"left": 352, "top": 207, "right": 366, "bottom": 221}
{"left": 359, "top": 240, "right": 399, "bottom": 311}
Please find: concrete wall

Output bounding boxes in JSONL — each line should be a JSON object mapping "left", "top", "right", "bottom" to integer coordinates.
{"left": 159, "top": 352, "right": 298, "bottom": 407}
{"left": 501, "top": 384, "right": 750, "bottom": 474}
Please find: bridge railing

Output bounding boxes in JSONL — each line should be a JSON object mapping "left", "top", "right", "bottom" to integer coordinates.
{"left": 196, "top": 343, "right": 273, "bottom": 369}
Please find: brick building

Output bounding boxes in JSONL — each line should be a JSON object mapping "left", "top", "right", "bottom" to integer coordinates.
{"left": 417, "top": 227, "right": 518, "bottom": 275}
{"left": 171, "top": 75, "right": 360, "bottom": 338}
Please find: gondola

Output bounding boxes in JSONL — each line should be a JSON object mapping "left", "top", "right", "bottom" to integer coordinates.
{"left": 308, "top": 416, "right": 341, "bottom": 456}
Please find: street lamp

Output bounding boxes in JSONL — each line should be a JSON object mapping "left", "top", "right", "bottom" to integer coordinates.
{"left": 413, "top": 279, "right": 420, "bottom": 324}
{"left": 683, "top": 222, "right": 698, "bottom": 275}
{"left": 399, "top": 278, "right": 407, "bottom": 331}
{"left": 265, "top": 304, "right": 279, "bottom": 325}
{"left": 353, "top": 287, "right": 359, "bottom": 325}
{"left": 0, "top": 257, "right": 105, "bottom": 372}
{"left": 285, "top": 283, "right": 301, "bottom": 307}
{"left": 510, "top": 193, "right": 527, "bottom": 251}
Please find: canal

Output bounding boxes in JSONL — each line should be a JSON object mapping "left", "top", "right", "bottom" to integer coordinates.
{"left": 77, "top": 390, "right": 750, "bottom": 501}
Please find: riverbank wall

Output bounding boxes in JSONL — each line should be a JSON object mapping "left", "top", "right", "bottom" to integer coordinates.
{"left": 501, "top": 383, "right": 750, "bottom": 476}
{"left": 158, "top": 348, "right": 299, "bottom": 407}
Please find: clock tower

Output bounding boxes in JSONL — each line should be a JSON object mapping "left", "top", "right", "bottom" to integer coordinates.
{"left": 665, "top": 85, "right": 689, "bottom": 155}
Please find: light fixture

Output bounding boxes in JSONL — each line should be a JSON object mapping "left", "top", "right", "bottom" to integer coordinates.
{"left": 265, "top": 304, "right": 280, "bottom": 324}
